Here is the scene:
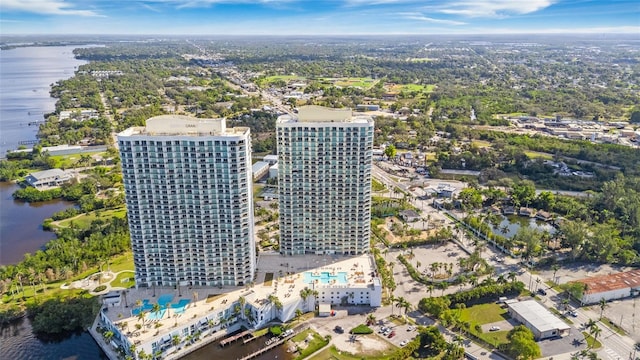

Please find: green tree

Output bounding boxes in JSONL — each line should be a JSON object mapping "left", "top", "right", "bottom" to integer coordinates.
{"left": 506, "top": 325, "right": 541, "bottom": 359}
{"left": 384, "top": 144, "right": 397, "bottom": 159}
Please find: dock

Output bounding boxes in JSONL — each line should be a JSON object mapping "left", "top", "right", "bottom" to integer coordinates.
{"left": 238, "top": 325, "right": 309, "bottom": 360}
{"left": 219, "top": 330, "right": 252, "bottom": 347}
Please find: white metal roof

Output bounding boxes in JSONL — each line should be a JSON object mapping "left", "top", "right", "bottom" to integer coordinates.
{"left": 508, "top": 300, "right": 570, "bottom": 333}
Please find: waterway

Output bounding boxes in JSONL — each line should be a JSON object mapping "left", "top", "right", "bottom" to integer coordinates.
{"left": 0, "top": 46, "right": 88, "bottom": 156}
{"left": 0, "top": 45, "right": 104, "bottom": 359}
{"left": 181, "top": 333, "right": 293, "bottom": 360}
{"left": 0, "top": 182, "right": 74, "bottom": 265}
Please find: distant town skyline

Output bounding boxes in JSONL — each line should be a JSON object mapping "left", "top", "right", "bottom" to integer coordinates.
{"left": 1, "top": 0, "right": 639, "bottom": 35}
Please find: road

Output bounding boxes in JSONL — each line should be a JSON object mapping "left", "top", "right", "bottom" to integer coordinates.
{"left": 371, "top": 163, "right": 639, "bottom": 360}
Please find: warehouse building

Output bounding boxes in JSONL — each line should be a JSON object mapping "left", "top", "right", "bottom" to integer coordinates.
{"left": 507, "top": 300, "right": 570, "bottom": 340}
{"left": 573, "top": 269, "right": 640, "bottom": 305}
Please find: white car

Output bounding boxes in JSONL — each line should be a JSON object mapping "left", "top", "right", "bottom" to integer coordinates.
{"left": 407, "top": 325, "right": 415, "bottom": 331}
{"left": 400, "top": 340, "right": 408, "bottom": 347}
{"left": 489, "top": 326, "right": 501, "bottom": 331}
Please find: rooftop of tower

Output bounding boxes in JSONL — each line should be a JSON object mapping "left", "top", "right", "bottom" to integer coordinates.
{"left": 277, "top": 105, "right": 373, "bottom": 125}
{"left": 117, "top": 115, "right": 249, "bottom": 137}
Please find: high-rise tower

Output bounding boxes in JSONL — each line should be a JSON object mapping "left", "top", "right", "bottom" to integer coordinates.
{"left": 277, "top": 106, "right": 374, "bottom": 256}
{"left": 118, "top": 115, "right": 255, "bottom": 287}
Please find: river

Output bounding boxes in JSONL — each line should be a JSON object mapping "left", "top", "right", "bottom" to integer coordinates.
{"left": 0, "top": 46, "right": 88, "bottom": 156}
{"left": 0, "top": 45, "right": 106, "bottom": 359}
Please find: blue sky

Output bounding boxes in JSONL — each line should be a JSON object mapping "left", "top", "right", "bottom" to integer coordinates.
{"left": 1, "top": 0, "right": 639, "bottom": 35}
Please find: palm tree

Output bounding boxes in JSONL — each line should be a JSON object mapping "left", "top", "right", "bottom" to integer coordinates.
{"left": 427, "top": 284, "right": 435, "bottom": 298}
{"left": 238, "top": 296, "right": 246, "bottom": 320}
{"left": 551, "top": 264, "right": 560, "bottom": 284}
{"left": 598, "top": 298, "right": 607, "bottom": 320}
{"left": 437, "top": 281, "right": 449, "bottom": 296}
{"left": 585, "top": 319, "right": 597, "bottom": 332}
{"left": 295, "top": 309, "right": 303, "bottom": 320}
{"left": 299, "top": 287, "right": 312, "bottom": 312}
{"left": 389, "top": 295, "right": 396, "bottom": 315}
{"left": 507, "top": 271, "right": 517, "bottom": 283}
{"left": 151, "top": 302, "right": 162, "bottom": 320}
{"left": 562, "top": 298, "right": 570, "bottom": 312}
{"left": 171, "top": 334, "right": 181, "bottom": 351}
{"left": 366, "top": 313, "right": 376, "bottom": 326}
{"left": 588, "top": 325, "right": 601, "bottom": 348}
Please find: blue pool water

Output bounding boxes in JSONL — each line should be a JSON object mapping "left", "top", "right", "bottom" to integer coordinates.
{"left": 303, "top": 271, "right": 348, "bottom": 284}
{"left": 157, "top": 294, "right": 174, "bottom": 307}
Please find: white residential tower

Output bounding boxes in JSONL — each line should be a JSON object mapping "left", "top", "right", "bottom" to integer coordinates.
{"left": 277, "top": 106, "right": 374, "bottom": 256}
{"left": 118, "top": 115, "right": 255, "bottom": 288}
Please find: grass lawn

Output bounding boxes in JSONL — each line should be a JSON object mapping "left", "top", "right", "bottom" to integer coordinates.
{"left": 57, "top": 207, "right": 127, "bottom": 229}
{"left": 388, "top": 84, "right": 435, "bottom": 93}
{"left": 50, "top": 151, "right": 106, "bottom": 169}
{"left": 372, "top": 178, "right": 387, "bottom": 192}
{"left": 291, "top": 329, "right": 329, "bottom": 360}
{"left": 460, "top": 303, "right": 511, "bottom": 347}
{"left": 601, "top": 317, "right": 626, "bottom": 335}
{"left": 582, "top": 332, "right": 602, "bottom": 349}
{"left": 333, "top": 77, "right": 377, "bottom": 89}
{"left": 260, "top": 75, "right": 306, "bottom": 84}
{"left": 476, "top": 330, "right": 509, "bottom": 348}
{"left": 423, "top": 152, "right": 437, "bottom": 161}
{"left": 459, "top": 303, "right": 508, "bottom": 324}
{"left": 110, "top": 271, "right": 135, "bottom": 288}
{"left": 523, "top": 150, "right": 554, "bottom": 160}
{"left": 472, "top": 140, "right": 492, "bottom": 148}
{"left": 109, "top": 253, "right": 134, "bottom": 273}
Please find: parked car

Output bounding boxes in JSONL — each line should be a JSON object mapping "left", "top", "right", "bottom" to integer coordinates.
{"left": 407, "top": 325, "right": 415, "bottom": 331}
{"left": 400, "top": 340, "right": 408, "bottom": 346}
{"left": 489, "top": 326, "right": 501, "bottom": 331}
{"left": 537, "top": 288, "right": 547, "bottom": 296}
{"left": 570, "top": 311, "right": 578, "bottom": 317}
{"left": 334, "top": 326, "right": 344, "bottom": 334}
{"left": 387, "top": 331, "right": 396, "bottom": 338}
{"left": 378, "top": 327, "right": 387, "bottom": 334}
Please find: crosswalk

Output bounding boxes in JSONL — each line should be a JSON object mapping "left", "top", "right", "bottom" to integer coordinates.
{"left": 603, "top": 347, "right": 622, "bottom": 360}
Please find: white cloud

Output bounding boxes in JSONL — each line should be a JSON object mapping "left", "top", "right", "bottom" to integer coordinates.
{"left": 2, "top": 0, "right": 102, "bottom": 16}
{"left": 400, "top": 12, "right": 466, "bottom": 25}
{"left": 431, "top": 0, "right": 556, "bottom": 18}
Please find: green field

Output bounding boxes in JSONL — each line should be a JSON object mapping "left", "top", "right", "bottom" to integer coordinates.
{"left": 387, "top": 83, "right": 435, "bottom": 94}
{"left": 110, "top": 271, "right": 135, "bottom": 289}
{"left": 57, "top": 207, "right": 126, "bottom": 229}
{"left": 472, "top": 140, "right": 492, "bottom": 148}
{"left": 459, "top": 303, "right": 511, "bottom": 347}
{"left": 459, "top": 303, "right": 507, "bottom": 324}
{"left": 406, "top": 57, "right": 437, "bottom": 63}
{"left": 524, "top": 150, "right": 554, "bottom": 160}
{"left": 49, "top": 151, "right": 107, "bottom": 169}
{"left": 259, "top": 75, "right": 306, "bottom": 87}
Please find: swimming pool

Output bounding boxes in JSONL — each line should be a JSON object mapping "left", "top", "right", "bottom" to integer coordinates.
{"left": 303, "top": 271, "right": 348, "bottom": 284}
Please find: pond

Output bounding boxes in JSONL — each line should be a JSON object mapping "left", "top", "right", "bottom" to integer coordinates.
{"left": 487, "top": 215, "right": 556, "bottom": 239}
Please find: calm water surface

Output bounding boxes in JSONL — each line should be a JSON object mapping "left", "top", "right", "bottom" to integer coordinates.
{"left": 0, "top": 46, "right": 88, "bottom": 156}
{"left": 0, "top": 46, "right": 103, "bottom": 359}
{"left": 0, "top": 182, "right": 74, "bottom": 265}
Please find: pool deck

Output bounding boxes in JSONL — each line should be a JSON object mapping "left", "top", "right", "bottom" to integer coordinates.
{"left": 101, "top": 253, "right": 377, "bottom": 348}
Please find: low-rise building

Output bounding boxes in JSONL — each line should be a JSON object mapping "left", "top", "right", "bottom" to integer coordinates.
{"left": 252, "top": 161, "right": 270, "bottom": 180}
{"left": 25, "top": 168, "right": 74, "bottom": 188}
{"left": 572, "top": 269, "right": 640, "bottom": 305}
{"left": 507, "top": 300, "right": 570, "bottom": 340}
{"left": 399, "top": 210, "right": 421, "bottom": 223}
{"left": 94, "top": 254, "right": 381, "bottom": 360}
